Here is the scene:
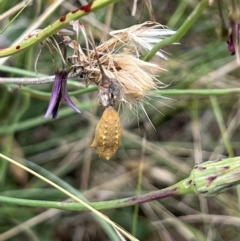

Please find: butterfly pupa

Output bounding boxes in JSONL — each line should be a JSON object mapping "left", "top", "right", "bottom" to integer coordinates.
{"left": 91, "top": 107, "right": 122, "bottom": 160}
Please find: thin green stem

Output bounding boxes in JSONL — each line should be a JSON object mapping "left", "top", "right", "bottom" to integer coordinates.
{"left": 191, "top": 99, "right": 202, "bottom": 164}
{"left": 0, "top": 101, "right": 92, "bottom": 135}
{"left": 0, "top": 88, "right": 9, "bottom": 116}
{"left": 1, "top": 156, "right": 240, "bottom": 211}
{"left": 0, "top": 0, "right": 33, "bottom": 34}
{"left": 131, "top": 160, "right": 144, "bottom": 236}
{"left": 217, "top": 0, "right": 226, "bottom": 27}
{"left": 3, "top": 86, "right": 240, "bottom": 102}
{"left": 12, "top": 85, "right": 97, "bottom": 99}
{"left": 0, "top": 188, "right": 64, "bottom": 199}
{"left": 210, "top": 96, "right": 234, "bottom": 157}
{"left": 156, "top": 88, "right": 240, "bottom": 96}
{"left": 0, "top": 65, "right": 47, "bottom": 77}
{"left": 0, "top": 0, "right": 121, "bottom": 57}
{"left": 0, "top": 93, "right": 30, "bottom": 187}
{"left": 144, "top": 0, "right": 208, "bottom": 61}
{"left": 0, "top": 180, "right": 188, "bottom": 211}
{"left": 167, "top": 0, "right": 188, "bottom": 28}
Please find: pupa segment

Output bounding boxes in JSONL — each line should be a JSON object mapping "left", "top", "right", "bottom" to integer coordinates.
{"left": 91, "top": 107, "right": 122, "bottom": 160}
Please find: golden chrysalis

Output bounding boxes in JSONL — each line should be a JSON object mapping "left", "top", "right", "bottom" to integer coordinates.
{"left": 91, "top": 107, "right": 122, "bottom": 160}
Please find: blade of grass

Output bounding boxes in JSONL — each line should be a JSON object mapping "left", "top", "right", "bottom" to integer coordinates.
{"left": 167, "top": 0, "right": 188, "bottom": 28}
{"left": 144, "top": 0, "right": 208, "bottom": 61}
{"left": 0, "top": 93, "right": 30, "bottom": 187}
{"left": 0, "top": 153, "right": 139, "bottom": 241}
{"left": 131, "top": 139, "right": 145, "bottom": 236}
{"left": 209, "top": 95, "right": 234, "bottom": 157}
{"left": 26, "top": 159, "right": 121, "bottom": 241}
{"left": 0, "top": 0, "right": 33, "bottom": 34}
{"left": 0, "top": 100, "right": 93, "bottom": 135}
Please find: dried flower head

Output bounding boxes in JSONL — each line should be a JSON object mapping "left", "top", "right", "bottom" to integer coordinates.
{"left": 68, "top": 21, "right": 174, "bottom": 106}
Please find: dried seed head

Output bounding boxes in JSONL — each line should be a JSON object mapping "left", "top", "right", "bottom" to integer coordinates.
{"left": 103, "top": 54, "right": 163, "bottom": 101}
{"left": 91, "top": 107, "right": 122, "bottom": 160}
{"left": 66, "top": 21, "right": 174, "bottom": 114}
{"left": 104, "top": 21, "right": 176, "bottom": 59}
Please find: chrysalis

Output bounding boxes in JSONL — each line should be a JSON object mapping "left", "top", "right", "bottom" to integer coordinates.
{"left": 91, "top": 107, "right": 122, "bottom": 160}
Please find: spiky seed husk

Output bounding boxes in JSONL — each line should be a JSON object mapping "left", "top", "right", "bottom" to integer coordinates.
{"left": 184, "top": 157, "right": 240, "bottom": 197}
{"left": 91, "top": 107, "right": 122, "bottom": 160}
